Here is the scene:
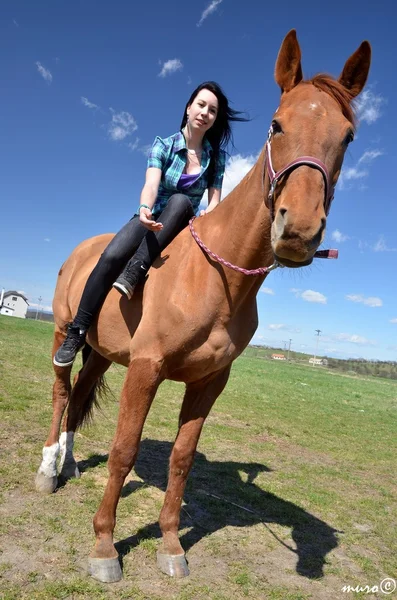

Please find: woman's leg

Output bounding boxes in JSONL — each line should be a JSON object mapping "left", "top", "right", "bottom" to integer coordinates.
{"left": 54, "top": 216, "right": 148, "bottom": 367}
{"left": 114, "top": 194, "right": 194, "bottom": 298}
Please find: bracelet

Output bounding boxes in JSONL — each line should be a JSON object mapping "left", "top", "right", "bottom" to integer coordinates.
{"left": 138, "top": 204, "right": 151, "bottom": 212}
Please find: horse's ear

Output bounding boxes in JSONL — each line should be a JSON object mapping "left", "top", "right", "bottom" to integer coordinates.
{"left": 274, "top": 29, "right": 303, "bottom": 93}
{"left": 338, "top": 41, "right": 371, "bottom": 98}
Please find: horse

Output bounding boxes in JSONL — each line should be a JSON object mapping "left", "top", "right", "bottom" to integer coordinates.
{"left": 35, "top": 30, "right": 371, "bottom": 583}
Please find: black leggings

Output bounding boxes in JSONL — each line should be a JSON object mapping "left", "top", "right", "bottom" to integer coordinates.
{"left": 73, "top": 193, "right": 194, "bottom": 331}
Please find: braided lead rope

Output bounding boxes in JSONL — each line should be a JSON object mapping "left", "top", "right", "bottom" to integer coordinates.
{"left": 189, "top": 217, "right": 281, "bottom": 275}
{"left": 189, "top": 217, "right": 339, "bottom": 276}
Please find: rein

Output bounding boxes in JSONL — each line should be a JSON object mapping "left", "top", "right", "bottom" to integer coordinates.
{"left": 189, "top": 122, "right": 338, "bottom": 276}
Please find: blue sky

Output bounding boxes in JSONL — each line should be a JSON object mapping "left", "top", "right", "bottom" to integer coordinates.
{"left": 1, "top": 0, "right": 396, "bottom": 361}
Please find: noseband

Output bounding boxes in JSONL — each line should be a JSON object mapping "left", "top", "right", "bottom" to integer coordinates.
{"left": 265, "top": 124, "right": 335, "bottom": 219}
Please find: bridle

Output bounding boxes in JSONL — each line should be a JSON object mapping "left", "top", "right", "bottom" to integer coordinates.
{"left": 265, "top": 122, "right": 335, "bottom": 220}
{"left": 188, "top": 120, "right": 338, "bottom": 276}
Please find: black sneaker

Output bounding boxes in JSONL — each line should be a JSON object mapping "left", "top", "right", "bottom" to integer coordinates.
{"left": 112, "top": 275, "right": 136, "bottom": 300}
{"left": 113, "top": 264, "right": 147, "bottom": 300}
{"left": 53, "top": 325, "right": 86, "bottom": 367}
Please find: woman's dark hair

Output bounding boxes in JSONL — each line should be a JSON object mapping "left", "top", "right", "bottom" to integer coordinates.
{"left": 180, "top": 81, "right": 249, "bottom": 187}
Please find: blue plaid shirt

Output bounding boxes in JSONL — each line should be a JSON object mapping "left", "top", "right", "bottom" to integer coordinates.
{"left": 146, "top": 131, "right": 226, "bottom": 217}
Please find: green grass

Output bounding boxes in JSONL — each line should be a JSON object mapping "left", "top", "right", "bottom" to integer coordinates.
{"left": 0, "top": 314, "right": 396, "bottom": 599}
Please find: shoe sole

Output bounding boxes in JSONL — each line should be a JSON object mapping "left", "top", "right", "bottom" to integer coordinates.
{"left": 113, "top": 281, "right": 132, "bottom": 300}
{"left": 53, "top": 344, "right": 85, "bottom": 368}
{"left": 53, "top": 356, "right": 75, "bottom": 368}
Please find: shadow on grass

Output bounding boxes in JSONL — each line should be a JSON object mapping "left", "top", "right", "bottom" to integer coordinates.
{"left": 81, "top": 439, "right": 339, "bottom": 580}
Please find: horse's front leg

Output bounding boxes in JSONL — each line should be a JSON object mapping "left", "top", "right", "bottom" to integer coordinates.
{"left": 88, "top": 357, "right": 164, "bottom": 583}
{"left": 157, "top": 365, "right": 231, "bottom": 578}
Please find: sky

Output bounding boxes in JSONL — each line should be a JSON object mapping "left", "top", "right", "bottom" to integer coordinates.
{"left": 1, "top": 0, "right": 396, "bottom": 361}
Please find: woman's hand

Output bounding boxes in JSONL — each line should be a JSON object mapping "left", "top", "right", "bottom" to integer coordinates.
{"left": 139, "top": 208, "right": 163, "bottom": 231}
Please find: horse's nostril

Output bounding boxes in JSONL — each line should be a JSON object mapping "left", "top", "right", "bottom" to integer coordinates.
{"left": 279, "top": 208, "right": 287, "bottom": 218}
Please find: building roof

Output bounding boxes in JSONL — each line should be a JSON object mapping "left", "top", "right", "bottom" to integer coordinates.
{"left": 3, "top": 290, "right": 29, "bottom": 305}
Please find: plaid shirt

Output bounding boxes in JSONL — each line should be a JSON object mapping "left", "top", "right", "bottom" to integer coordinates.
{"left": 146, "top": 130, "right": 226, "bottom": 216}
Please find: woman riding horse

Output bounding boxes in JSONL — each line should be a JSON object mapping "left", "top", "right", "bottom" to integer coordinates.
{"left": 54, "top": 82, "right": 248, "bottom": 367}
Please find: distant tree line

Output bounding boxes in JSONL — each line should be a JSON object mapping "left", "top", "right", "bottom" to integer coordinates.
{"left": 326, "top": 357, "right": 397, "bottom": 380}
{"left": 243, "top": 345, "right": 397, "bottom": 380}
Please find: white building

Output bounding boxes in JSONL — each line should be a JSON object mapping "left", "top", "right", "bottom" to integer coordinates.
{"left": 0, "top": 290, "right": 29, "bottom": 318}
{"left": 272, "top": 353, "right": 286, "bottom": 360}
{"left": 309, "top": 357, "right": 328, "bottom": 366}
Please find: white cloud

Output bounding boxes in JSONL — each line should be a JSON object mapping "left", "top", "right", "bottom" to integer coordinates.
{"left": 355, "top": 89, "right": 386, "bottom": 125}
{"left": 44, "top": 238, "right": 50, "bottom": 242}
{"left": 221, "top": 154, "right": 257, "bottom": 199}
{"left": 291, "top": 288, "right": 327, "bottom": 304}
{"left": 197, "top": 0, "right": 223, "bottom": 27}
{"left": 35, "top": 61, "right": 52, "bottom": 83}
{"left": 389, "top": 318, "right": 397, "bottom": 324}
{"left": 139, "top": 144, "right": 152, "bottom": 157}
{"left": 108, "top": 109, "right": 137, "bottom": 141}
{"left": 81, "top": 96, "right": 99, "bottom": 110}
{"left": 268, "top": 324, "right": 286, "bottom": 330}
{"left": 187, "top": 76, "right": 192, "bottom": 85}
{"left": 260, "top": 287, "right": 274, "bottom": 295}
{"left": 127, "top": 138, "right": 140, "bottom": 151}
{"left": 331, "top": 229, "right": 349, "bottom": 243}
{"left": 158, "top": 59, "right": 183, "bottom": 78}
{"left": 13, "top": 19, "right": 19, "bottom": 27}
{"left": 302, "top": 290, "right": 327, "bottom": 304}
{"left": 358, "top": 149, "right": 384, "bottom": 164}
{"left": 346, "top": 294, "right": 382, "bottom": 308}
{"left": 30, "top": 302, "right": 53, "bottom": 312}
{"left": 373, "top": 235, "right": 397, "bottom": 252}
{"left": 200, "top": 152, "right": 257, "bottom": 210}
{"left": 334, "top": 333, "right": 376, "bottom": 346}
{"left": 338, "top": 147, "right": 383, "bottom": 190}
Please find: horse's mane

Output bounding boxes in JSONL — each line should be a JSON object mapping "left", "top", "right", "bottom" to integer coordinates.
{"left": 305, "top": 74, "right": 356, "bottom": 128}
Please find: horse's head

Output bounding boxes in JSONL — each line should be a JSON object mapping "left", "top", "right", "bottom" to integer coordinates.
{"left": 268, "top": 30, "right": 371, "bottom": 268}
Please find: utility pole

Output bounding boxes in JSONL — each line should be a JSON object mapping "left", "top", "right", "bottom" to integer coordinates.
{"left": 35, "top": 296, "right": 42, "bottom": 320}
{"left": 287, "top": 338, "right": 292, "bottom": 361}
{"left": 312, "top": 329, "right": 321, "bottom": 365}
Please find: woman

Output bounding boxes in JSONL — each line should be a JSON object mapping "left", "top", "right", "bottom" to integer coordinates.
{"left": 54, "top": 81, "right": 247, "bottom": 367}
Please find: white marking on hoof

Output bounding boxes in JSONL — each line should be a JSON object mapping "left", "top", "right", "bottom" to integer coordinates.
{"left": 59, "top": 431, "right": 80, "bottom": 480}
{"left": 35, "top": 471, "right": 58, "bottom": 494}
{"left": 38, "top": 442, "right": 60, "bottom": 478}
{"left": 58, "top": 431, "right": 75, "bottom": 471}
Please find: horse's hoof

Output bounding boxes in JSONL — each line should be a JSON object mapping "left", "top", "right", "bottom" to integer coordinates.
{"left": 157, "top": 551, "right": 189, "bottom": 578}
{"left": 87, "top": 556, "right": 122, "bottom": 583}
{"left": 35, "top": 471, "right": 58, "bottom": 494}
{"left": 59, "top": 460, "right": 80, "bottom": 481}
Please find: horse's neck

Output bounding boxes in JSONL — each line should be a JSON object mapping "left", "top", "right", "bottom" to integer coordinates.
{"left": 198, "top": 146, "right": 273, "bottom": 293}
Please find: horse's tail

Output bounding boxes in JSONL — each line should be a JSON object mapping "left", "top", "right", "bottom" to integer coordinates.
{"left": 74, "top": 344, "right": 112, "bottom": 430}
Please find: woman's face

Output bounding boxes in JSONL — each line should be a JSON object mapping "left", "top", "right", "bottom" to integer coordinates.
{"left": 187, "top": 89, "right": 219, "bottom": 134}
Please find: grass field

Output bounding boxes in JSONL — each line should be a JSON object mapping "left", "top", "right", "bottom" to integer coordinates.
{"left": 0, "top": 315, "right": 396, "bottom": 600}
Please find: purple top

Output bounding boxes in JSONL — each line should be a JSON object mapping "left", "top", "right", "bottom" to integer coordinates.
{"left": 177, "top": 172, "right": 201, "bottom": 191}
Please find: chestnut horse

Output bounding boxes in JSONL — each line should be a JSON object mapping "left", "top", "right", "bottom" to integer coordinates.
{"left": 35, "top": 30, "right": 371, "bottom": 583}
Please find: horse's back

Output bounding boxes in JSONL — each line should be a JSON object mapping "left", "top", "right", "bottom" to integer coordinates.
{"left": 53, "top": 233, "right": 114, "bottom": 328}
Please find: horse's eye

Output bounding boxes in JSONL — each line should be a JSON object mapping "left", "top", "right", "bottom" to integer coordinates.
{"left": 271, "top": 120, "right": 283, "bottom": 134}
{"left": 344, "top": 130, "right": 354, "bottom": 145}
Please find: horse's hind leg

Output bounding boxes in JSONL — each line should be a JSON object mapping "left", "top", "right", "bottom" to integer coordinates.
{"left": 88, "top": 357, "right": 164, "bottom": 583}
{"left": 157, "top": 366, "right": 231, "bottom": 577}
{"left": 58, "top": 346, "right": 112, "bottom": 482}
{"left": 35, "top": 329, "right": 72, "bottom": 494}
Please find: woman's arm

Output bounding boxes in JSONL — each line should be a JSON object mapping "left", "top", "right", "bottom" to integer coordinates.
{"left": 138, "top": 167, "right": 163, "bottom": 231}
{"left": 200, "top": 187, "right": 221, "bottom": 216}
